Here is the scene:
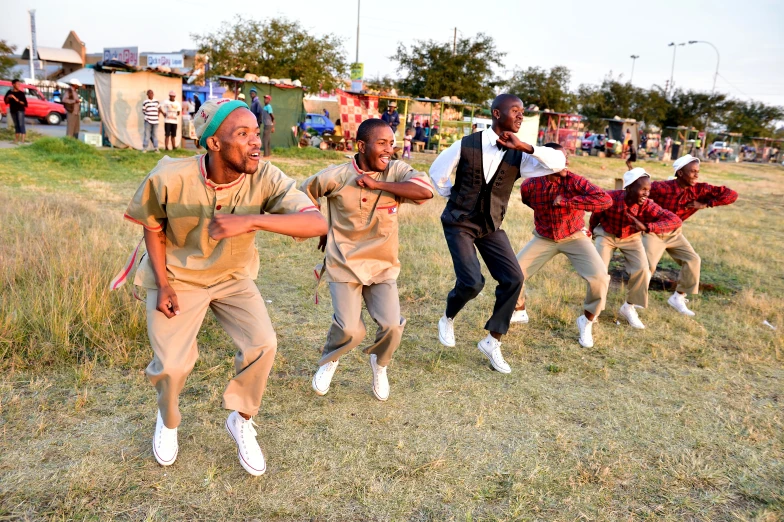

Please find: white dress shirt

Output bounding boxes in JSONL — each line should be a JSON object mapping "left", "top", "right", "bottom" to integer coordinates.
{"left": 429, "top": 128, "right": 566, "bottom": 198}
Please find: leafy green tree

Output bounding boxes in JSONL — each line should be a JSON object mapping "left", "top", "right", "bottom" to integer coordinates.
{"left": 506, "top": 65, "right": 575, "bottom": 113}
{"left": 193, "top": 17, "right": 348, "bottom": 91}
{"left": 393, "top": 34, "right": 505, "bottom": 104}
{"left": 720, "top": 99, "right": 784, "bottom": 138}
{"left": 661, "top": 88, "right": 731, "bottom": 130}
{"left": 0, "top": 40, "right": 17, "bottom": 80}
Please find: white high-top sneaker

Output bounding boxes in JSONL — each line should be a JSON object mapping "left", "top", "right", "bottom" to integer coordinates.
{"left": 438, "top": 315, "right": 455, "bottom": 347}
{"left": 225, "top": 411, "right": 266, "bottom": 477}
{"left": 477, "top": 334, "right": 511, "bottom": 374}
{"left": 510, "top": 309, "right": 529, "bottom": 324}
{"left": 152, "top": 410, "right": 178, "bottom": 466}
{"left": 619, "top": 302, "right": 645, "bottom": 329}
{"left": 312, "top": 360, "right": 340, "bottom": 396}
{"left": 577, "top": 314, "right": 595, "bottom": 348}
{"left": 668, "top": 292, "right": 696, "bottom": 316}
{"left": 369, "top": 354, "right": 390, "bottom": 401}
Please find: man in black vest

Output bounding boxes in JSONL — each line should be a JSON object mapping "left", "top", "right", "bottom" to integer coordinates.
{"left": 430, "top": 94, "right": 566, "bottom": 373}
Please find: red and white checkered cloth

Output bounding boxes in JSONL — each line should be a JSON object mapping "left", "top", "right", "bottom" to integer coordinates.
{"left": 337, "top": 90, "right": 380, "bottom": 140}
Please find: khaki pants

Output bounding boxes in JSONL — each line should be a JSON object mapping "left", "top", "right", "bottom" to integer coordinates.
{"left": 642, "top": 228, "right": 701, "bottom": 295}
{"left": 145, "top": 278, "right": 277, "bottom": 428}
{"left": 516, "top": 231, "right": 610, "bottom": 316}
{"left": 594, "top": 225, "right": 651, "bottom": 307}
{"left": 320, "top": 281, "right": 405, "bottom": 367}
{"left": 66, "top": 111, "right": 80, "bottom": 138}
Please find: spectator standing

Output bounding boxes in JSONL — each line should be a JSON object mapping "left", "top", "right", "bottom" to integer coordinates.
{"left": 181, "top": 97, "right": 193, "bottom": 147}
{"left": 62, "top": 79, "right": 82, "bottom": 139}
{"left": 323, "top": 108, "right": 330, "bottom": 119}
{"left": 4, "top": 79, "right": 28, "bottom": 144}
{"left": 261, "top": 94, "right": 275, "bottom": 158}
{"left": 142, "top": 90, "right": 160, "bottom": 153}
{"left": 162, "top": 91, "right": 181, "bottom": 151}
{"left": 381, "top": 101, "right": 400, "bottom": 134}
{"left": 249, "top": 88, "right": 262, "bottom": 125}
{"left": 192, "top": 93, "right": 201, "bottom": 116}
{"left": 403, "top": 128, "right": 412, "bottom": 158}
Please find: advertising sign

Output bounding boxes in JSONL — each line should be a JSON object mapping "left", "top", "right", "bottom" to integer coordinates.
{"left": 350, "top": 62, "right": 364, "bottom": 80}
{"left": 146, "top": 54, "right": 185, "bottom": 68}
{"left": 103, "top": 47, "right": 139, "bottom": 66}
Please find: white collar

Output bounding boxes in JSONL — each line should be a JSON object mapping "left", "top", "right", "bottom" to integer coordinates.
{"left": 482, "top": 128, "right": 500, "bottom": 149}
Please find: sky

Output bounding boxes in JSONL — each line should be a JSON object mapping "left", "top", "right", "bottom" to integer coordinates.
{"left": 2, "top": 0, "right": 783, "bottom": 106}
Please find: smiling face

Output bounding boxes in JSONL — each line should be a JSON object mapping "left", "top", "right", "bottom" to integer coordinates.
{"left": 209, "top": 108, "right": 262, "bottom": 174}
{"left": 677, "top": 161, "right": 700, "bottom": 187}
{"left": 627, "top": 176, "right": 651, "bottom": 205}
{"left": 358, "top": 125, "right": 395, "bottom": 172}
{"left": 492, "top": 96, "right": 524, "bottom": 134}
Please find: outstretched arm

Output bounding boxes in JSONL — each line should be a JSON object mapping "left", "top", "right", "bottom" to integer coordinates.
{"left": 208, "top": 211, "right": 326, "bottom": 240}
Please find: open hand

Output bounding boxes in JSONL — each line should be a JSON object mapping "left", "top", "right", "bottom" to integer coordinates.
{"left": 685, "top": 200, "right": 708, "bottom": 210}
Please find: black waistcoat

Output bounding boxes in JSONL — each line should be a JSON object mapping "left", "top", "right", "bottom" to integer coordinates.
{"left": 441, "top": 131, "right": 522, "bottom": 233}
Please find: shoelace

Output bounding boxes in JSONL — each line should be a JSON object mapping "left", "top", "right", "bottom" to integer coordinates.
{"left": 491, "top": 347, "right": 507, "bottom": 365}
{"left": 239, "top": 417, "right": 259, "bottom": 446}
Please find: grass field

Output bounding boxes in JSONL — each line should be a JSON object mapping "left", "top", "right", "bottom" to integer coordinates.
{"left": 0, "top": 138, "right": 782, "bottom": 521}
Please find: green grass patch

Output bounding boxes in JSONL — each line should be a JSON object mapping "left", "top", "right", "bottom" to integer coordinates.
{"left": 0, "top": 126, "right": 45, "bottom": 142}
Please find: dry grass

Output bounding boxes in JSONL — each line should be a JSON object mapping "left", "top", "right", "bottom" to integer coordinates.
{"left": 0, "top": 143, "right": 782, "bottom": 520}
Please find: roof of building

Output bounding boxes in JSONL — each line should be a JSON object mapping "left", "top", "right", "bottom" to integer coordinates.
{"left": 59, "top": 67, "right": 95, "bottom": 86}
{"left": 21, "top": 46, "right": 83, "bottom": 64}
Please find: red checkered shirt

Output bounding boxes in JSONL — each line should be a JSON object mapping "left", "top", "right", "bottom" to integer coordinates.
{"left": 589, "top": 190, "right": 682, "bottom": 239}
{"left": 649, "top": 179, "right": 738, "bottom": 222}
{"left": 520, "top": 171, "right": 612, "bottom": 241}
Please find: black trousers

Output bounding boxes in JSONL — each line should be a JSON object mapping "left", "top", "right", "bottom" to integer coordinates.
{"left": 442, "top": 220, "right": 524, "bottom": 335}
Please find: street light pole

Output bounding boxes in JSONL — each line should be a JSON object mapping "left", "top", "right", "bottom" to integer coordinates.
{"left": 688, "top": 40, "right": 720, "bottom": 156}
{"left": 667, "top": 42, "right": 685, "bottom": 96}
{"left": 629, "top": 55, "right": 639, "bottom": 84}
{"left": 355, "top": 0, "right": 360, "bottom": 64}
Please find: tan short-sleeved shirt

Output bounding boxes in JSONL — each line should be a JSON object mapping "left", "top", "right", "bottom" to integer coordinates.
{"left": 125, "top": 154, "right": 319, "bottom": 289}
{"left": 300, "top": 157, "right": 434, "bottom": 285}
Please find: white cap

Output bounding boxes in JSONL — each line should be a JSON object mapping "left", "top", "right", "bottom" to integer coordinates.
{"left": 623, "top": 167, "right": 650, "bottom": 188}
{"left": 69, "top": 79, "right": 82, "bottom": 87}
{"left": 672, "top": 154, "right": 700, "bottom": 172}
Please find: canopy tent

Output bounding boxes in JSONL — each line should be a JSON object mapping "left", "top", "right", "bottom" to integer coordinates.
{"left": 94, "top": 70, "right": 182, "bottom": 149}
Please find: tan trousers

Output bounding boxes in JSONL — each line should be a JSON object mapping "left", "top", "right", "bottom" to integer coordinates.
{"left": 516, "top": 231, "right": 610, "bottom": 316}
{"left": 594, "top": 225, "right": 651, "bottom": 307}
{"left": 66, "top": 112, "right": 80, "bottom": 138}
{"left": 145, "top": 278, "right": 277, "bottom": 428}
{"left": 321, "top": 281, "right": 405, "bottom": 367}
{"left": 642, "top": 227, "right": 701, "bottom": 295}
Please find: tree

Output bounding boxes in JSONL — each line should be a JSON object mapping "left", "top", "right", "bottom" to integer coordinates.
{"left": 0, "top": 40, "right": 17, "bottom": 80}
{"left": 661, "top": 88, "right": 731, "bottom": 130}
{"left": 720, "top": 99, "right": 783, "bottom": 138}
{"left": 393, "top": 34, "right": 505, "bottom": 104}
{"left": 506, "top": 65, "right": 575, "bottom": 113}
{"left": 577, "top": 74, "right": 671, "bottom": 130}
{"left": 193, "top": 17, "right": 348, "bottom": 91}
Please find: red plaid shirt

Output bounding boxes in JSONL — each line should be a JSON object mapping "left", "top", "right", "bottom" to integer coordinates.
{"left": 520, "top": 171, "right": 612, "bottom": 241}
{"left": 649, "top": 179, "right": 738, "bottom": 222}
{"left": 589, "top": 190, "right": 682, "bottom": 239}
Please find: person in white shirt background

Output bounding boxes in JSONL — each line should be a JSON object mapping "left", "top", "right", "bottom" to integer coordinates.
{"left": 429, "top": 94, "right": 566, "bottom": 374}
{"left": 161, "top": 90, "right": 181, "bottom": 151}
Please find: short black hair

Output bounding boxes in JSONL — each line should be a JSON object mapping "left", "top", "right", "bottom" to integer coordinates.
{"left": 491, "top": 93, "right": 523, "bottom": 113}
{"left": 357, "top": 118, "right": 391, "bottom": 143}
{"left": 12, "top": 79, "right": 20, "bottom": 85}
{"left": 544, "top": 142, "right": 564, "bottom": 150}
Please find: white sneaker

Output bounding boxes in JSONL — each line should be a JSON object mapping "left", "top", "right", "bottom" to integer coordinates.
{"left": 152, "top": 410, "right": 178, "bottom": 466}
{"left": 225, "top": 411, "right": 266, "bottom": 476}
{"left": 438, "top": 315, "right": 455, "bottom": 347}
{"left": 510, "top": 309, "right": 529, "bottom": 324}
{"left": 312, "top": 359, "right": 339, "bottom": 396}
{"left": 668, "top": 292, "right": 696, "bottom": 316}
{"left": 369, "top": 354, "right": 389, "bottom": 401}
{"left": 577, "top": 315, "right": 594, "bottom": 348}
{"left": 619, "top": 302, "right": 645, "bottom": 329}
{"left": 477, "top": 335, "right": 511, "bottom": 374}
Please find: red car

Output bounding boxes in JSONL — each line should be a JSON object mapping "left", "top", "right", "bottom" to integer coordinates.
{"left": 0, "top": 80, "right": 67, "bottom": 125}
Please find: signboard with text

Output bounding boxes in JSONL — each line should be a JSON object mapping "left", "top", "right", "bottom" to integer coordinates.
{"left": 103, "top": 47, "right": 139, "bottom": 66}
{"left": 146, "top": 54, "right": 185, "bottom": 68}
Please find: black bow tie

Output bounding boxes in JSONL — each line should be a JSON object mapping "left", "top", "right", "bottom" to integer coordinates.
{"left": 497, "top": 142, "right": 507, "bottom": 152}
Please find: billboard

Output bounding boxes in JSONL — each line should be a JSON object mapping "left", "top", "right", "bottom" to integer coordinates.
{"left": 103, "top": 47, "right": 139, "bottom": 66}
{"left": 146, "top": 54, "right": 185, "bottom": 68}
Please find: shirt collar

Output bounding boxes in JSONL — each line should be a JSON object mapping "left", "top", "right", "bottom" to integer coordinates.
{"left": 482, "top": 128, "right": 500, "bottom": 149}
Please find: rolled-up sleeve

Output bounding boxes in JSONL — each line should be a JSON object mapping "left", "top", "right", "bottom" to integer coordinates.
{"left": 429, "top": 140, "right": 461, "bottom": 197}
{"left": 394, "top": 163, "right": 434, "bottom": 205}
{"left": 519, "top": 146, "right": 567, "bottom": 179}
{"left": 261, "top": 165, "right": 321, "bottom": 214}
{"left": 124, "top": 173, "right": 166, "bottom": 231}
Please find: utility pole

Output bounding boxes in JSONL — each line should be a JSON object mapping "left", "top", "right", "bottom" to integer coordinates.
{"left": 629, "top": 55, "right": 639, "bottom": 84}
{"left": 453, "top": 27, "right": 457, "bottom": 56}
{"left": 667, "top": 42, "right": 685, "bottom": 96}
{"left": 688, "top": 40, "right": 720, "bottom": 156}
{"left": 355, "top": 0, "right": 360, "bottom": 64}
{"left": 28, "top": 9, "right": 38, "bottom": 80}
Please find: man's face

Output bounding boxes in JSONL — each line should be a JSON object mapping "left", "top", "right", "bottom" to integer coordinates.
{"left": 147, "top": 90, "right": 153, "bottom": 99}
{"left": 250, "top": 91, "right": 257, "bottom": 99}
{"left": 358, "top": 126, "right": 395, "bottom": 172}
{"left": 627, "top": 177, "right": 651, "bottom": 205}
{"left": 387, "top": 106, "right": 394, "bottom": 112}
{"left": 264, "top": 97, "right": 271, "bottom": 104}
{"left": 169, "top": 95, "right": 175, "bottom": 101}
{"left": 12, "top": 81, "right": 20, "bottom": 90}
{"left": 677, "top": 162, "right": 700, "bottom": 186}
{"left": 493, "top": 98, "right": 524, "bottom": 133}
{"left": 211, "top": 109, "right": 262, "bottom": 174}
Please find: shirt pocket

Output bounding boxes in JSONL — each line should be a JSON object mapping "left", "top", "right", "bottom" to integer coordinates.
{"left": 375, "top": 199, "right": 399, "bottom": 235}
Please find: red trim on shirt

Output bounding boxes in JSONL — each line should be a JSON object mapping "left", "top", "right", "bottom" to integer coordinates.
{"left": 409, "top": 177, "right": 434, "bottom": 191}
{"left": 199, "top": 155, "right": 246, "bottom": 190}
{"left": 123, "top": 213, "right": 162, "bottom": 232}
{"left": 299, "top": 205, "right": 320, "bottom": 212}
